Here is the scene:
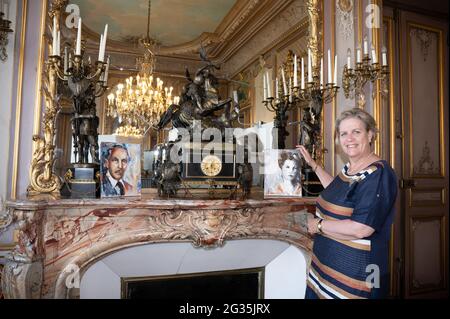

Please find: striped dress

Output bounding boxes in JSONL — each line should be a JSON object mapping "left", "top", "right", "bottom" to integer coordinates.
{"left": 305, "top": 160, "right": 397, "bottom": 299}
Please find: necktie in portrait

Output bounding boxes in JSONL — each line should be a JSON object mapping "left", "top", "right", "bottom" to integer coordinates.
{"left": 116, "top": 181, "right": 125, "bottom": 195}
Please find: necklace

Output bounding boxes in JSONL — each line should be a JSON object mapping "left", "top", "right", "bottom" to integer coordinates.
{"left": 347, "top": 152, "right": 375, "bottom": 175}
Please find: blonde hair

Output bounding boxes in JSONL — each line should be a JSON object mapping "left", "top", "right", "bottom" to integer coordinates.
{"left": 335, "top": 108, "right": 378, "bottom": 145}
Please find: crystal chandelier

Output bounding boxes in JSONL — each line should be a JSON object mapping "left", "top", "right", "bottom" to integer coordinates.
{"left": 106, "top": 0, "right": 178, "bottom": 137}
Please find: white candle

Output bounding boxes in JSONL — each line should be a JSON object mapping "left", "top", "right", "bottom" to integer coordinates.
{"left": 334, "top": 55, "right": 337, "bottom": 85}
{"left": 52, "top": 16, "right": 57, "bottom": 56}
{"left": 101, "top": 24, "right": 108, "bottom": 62}
{"left": 263, "top": 72, "right": 267, "bottom": 100}
{"left": 68, "top": 52, "right": 72, "bottom": 69}
{"left": 4, "top": 1, "right": 9, "bottom": 20}
{"left": 289, "top": 77, "right": 292, "bottom": 102}
{"left": 64, "top": 46, "right": 68, "bottom": 74}
{"left": 320, "top": 58, "right": 323, "bottom": 86}
{"left": 98, "top": 34, "right": 103, "bottom": 61}
{"left": 357, "top": 48, "right": 361, "bottom": 63}
{"left": 293, "top": 54, "right": 298, "bottom": 87}
{"left": 76, "top": 17, "right": 82, "bottom": 55}
{"left": 233, "top": 90, "right": 238, "bottom": 103}
{"left": 327, "top": 50, "right": 332, "bottom": 84}
{"left": 281, "top": 68, "right": 287, "bottom": 96}
{"left": 301, "top": 57, "right": 305, "bottom": 90}
{"left": 275, "top": 77, "right": 279, "bottom": 99}
{"left": 308, "top": 48, "right": 312, "bottom": 82}
{"left": 266, "top": 71, "right": 272, "bottom": 98}
{"left": 371, "top": 46, "right": 377, "bottom": 64}
{"left": 56, "top": 31, "right": 61, "bottom": 57}
{"left": 364, "top": 36, "right": 368, "bottom": 55}
{"left": 347, "top": 48, "right": 351, "bottom": 69}
{"left": 104, "top": 56, "right": 110, "bottom": 84}
{"left": 382, "top": 51, "right": 387, "bottom": 66}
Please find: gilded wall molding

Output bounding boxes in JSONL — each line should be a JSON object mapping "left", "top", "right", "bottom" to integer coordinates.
{"left": 336, "top": 0, "right": 354, "bottom": 38}
{"left": 410, "top": 28, "right": 434, "bottom": 62}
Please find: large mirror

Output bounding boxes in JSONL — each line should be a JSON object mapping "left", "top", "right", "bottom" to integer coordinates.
{"left": 29, "top": 0, "right": 320, "bottom": 196}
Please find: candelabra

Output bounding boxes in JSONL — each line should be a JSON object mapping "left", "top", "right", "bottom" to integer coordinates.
{"left": 0, "top": 0, "right": 13, "bottom": 62}
{"left": 342, "top": 37, "right": 389, "bottom": 107}
{"left": 28, "top": 5, "right": 109, "bottom": 197}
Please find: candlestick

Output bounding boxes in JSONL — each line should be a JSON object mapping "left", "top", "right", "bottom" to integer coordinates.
{"left": 357, "top": 48, "right": 361, "bottom": 63}
{"left": 301, "top": 58, "right": 305, "bottom": 90}
{"left": 267, "top": 71, "right": 272, "bottom": 98}
{"left": 76, "top": 17, "right": 82, "bottom": 55}
{"left": 281, "top": 68, "right": 287, "bottom": 95}
{"left": 308, "top": 49, "right": 312, "bottom": 82}
{"left": 327, "top": 49, "right": 332, "bottom": 84}
{"left": 293, "top": 54, "right": 298, "bottom": 87}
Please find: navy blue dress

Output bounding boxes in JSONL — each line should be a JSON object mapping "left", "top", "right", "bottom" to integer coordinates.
{"left": 305, "top": 160, "right": 397, "bottom": 299}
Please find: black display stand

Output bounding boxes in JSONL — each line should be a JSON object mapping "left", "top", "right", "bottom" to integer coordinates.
{"left": 61, "top": 163, "right": 100, "bottom": 199}
{"left": 302, "top": 167, "right": 324, "bottom": 197}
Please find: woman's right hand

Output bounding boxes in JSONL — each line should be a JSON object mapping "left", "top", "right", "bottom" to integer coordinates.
{"left": 296, "top": 145, "right": 315, "bottom": 167}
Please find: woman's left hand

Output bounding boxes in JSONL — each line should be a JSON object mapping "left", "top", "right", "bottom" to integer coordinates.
{"left": 307, "top": 215, "right": 319, "bottom": 234}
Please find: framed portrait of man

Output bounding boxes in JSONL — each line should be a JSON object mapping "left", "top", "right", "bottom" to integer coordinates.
{"left": 264, "top": 149, "right": 302, "bottom": 198}
{"left": 100, "top": 142, "right": 141, "bottom": 198}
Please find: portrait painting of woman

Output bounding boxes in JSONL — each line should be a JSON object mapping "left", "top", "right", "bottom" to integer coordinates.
{"left": 264, "top": 149, "right": 302, "bottom": 198}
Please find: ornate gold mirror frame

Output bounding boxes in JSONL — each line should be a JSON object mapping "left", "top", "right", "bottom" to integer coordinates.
{"left": 26, "top": 0, "right": 323, "bottom": 196}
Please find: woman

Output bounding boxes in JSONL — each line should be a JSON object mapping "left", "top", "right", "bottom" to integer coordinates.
{"left": 297, "top": 108, "right": 397, "bottom": 299}
{"left": 269, "top": 151, "right": 302, "bottom": 196}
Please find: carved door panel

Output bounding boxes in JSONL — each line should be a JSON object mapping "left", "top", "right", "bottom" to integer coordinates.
{"left": 399, "top": 11, "right": 448, "bottom": 298}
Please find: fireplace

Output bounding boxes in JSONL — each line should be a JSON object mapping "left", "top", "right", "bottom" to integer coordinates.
{"left": 122, "top": 267, "right": 264, "bottom": 299}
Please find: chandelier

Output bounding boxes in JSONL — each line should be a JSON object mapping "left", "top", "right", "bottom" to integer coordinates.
{"left": 106, "top": 0, "right": 178, "bottom": 137}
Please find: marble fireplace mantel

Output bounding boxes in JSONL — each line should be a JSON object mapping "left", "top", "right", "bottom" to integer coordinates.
{"left": 0, "top": 195, "right": 316, "bottom": 299}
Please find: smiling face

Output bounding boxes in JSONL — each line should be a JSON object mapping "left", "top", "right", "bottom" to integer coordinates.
{"left": 338, "top": 117, "right": 374, "bottom": 160}
{"left": 105, "top": 147, "right": 129, "bottom": 180}
{"left": 281, "top": 159, "right": 299, "bottom": 182}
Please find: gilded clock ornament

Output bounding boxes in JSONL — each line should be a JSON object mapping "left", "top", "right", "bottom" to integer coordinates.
{"left": 201, "top": 155, "right": 222, "bottom": 177}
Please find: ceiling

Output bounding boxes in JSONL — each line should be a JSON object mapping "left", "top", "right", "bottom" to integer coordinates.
{"left": 72, "top": 0, "right": 237, "bottom": 46}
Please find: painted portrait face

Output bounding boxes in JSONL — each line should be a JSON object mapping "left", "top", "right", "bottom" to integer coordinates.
{"left": 105, "top": 147, "right": 129, "bottom": 180}
{"left": 281, "top": 159, "right": 299, "bottom": 182}
{"left": 338, "top": 117, "right": 373, "bottom": 159}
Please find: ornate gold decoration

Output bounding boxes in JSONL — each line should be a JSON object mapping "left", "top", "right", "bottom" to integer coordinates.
{"left": 414, "top": 141, "right": 439, "bottom": 175}
{"left": 147, "top": 209, "right": 264, "bottom": 247}
{"left": 336, "top": 0, "right": 353, "bottom": 39}
{"left": 410, "top": 28, "right": 433, "bottom": 62}
{"left": 26, "top": 1, "right": 70, "bottom": 196}
{"left": 307, "top": 0, "right": 321, "bottom": 73}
